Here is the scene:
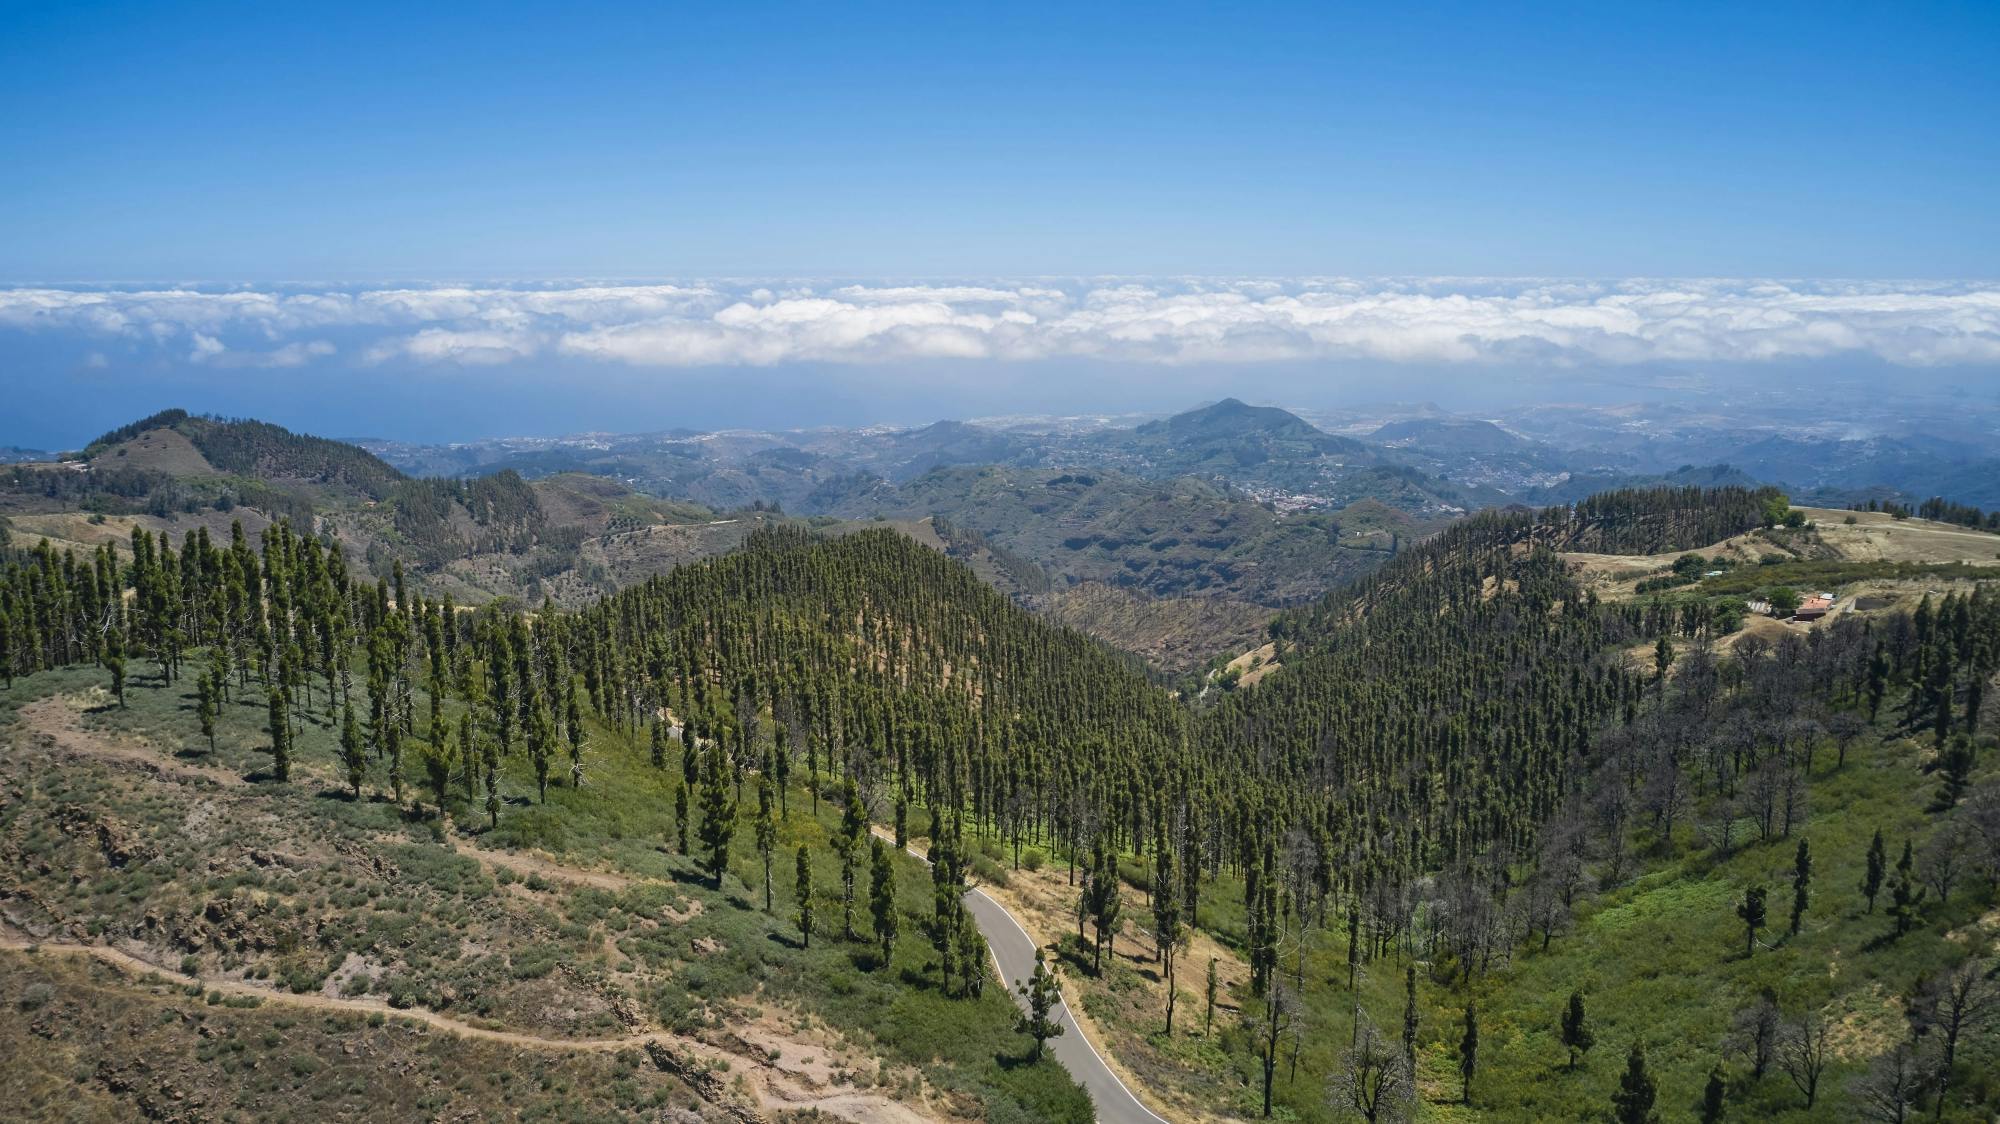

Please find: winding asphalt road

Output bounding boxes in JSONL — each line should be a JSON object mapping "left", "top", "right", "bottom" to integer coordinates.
{"left": 962, "top": 884, "right": 1171, "bottom": 1124}
{"left": 873, "top": 826, "right": 1168, "bottom": 1124}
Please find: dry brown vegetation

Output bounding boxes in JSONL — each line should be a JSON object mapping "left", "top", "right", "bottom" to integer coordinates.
{"left": 1565, "top": 508, "right": 2000, "bottom": 604}
{"left": 1036, "top": 583, "right": 1272, "bottom": 675}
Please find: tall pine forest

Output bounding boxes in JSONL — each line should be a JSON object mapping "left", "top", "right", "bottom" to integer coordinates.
{"left": 2, "top": 483, "right": 1997, "bottom": 1123}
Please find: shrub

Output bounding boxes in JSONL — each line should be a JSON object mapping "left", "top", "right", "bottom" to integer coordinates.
{"left": 509, "top": 946, "right": 560, "bottom": 980}
{"left": 970, "top": 854, "right": 1010, "bottom": 888}
{"left": 1117, "top": 856, "right": 1152, "bottom": 893}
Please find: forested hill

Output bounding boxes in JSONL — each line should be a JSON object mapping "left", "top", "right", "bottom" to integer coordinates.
{"left": 1215, "top": 504, "right": 1634, "bottom": 884}
{"left": 570, "top": 525, "right": 1185, "bottom": 810}
{"left": 1219, "top": 485, "right": 1789, "bottom": 926}
{"left": 1549, "top": 484, "right": 1786, "bottom": 553}
{"left": 1270, "top": 485, "right": 1779, "bottom": 647}
{"left": 83, "top": 409, "right": 408, "bottom": 499}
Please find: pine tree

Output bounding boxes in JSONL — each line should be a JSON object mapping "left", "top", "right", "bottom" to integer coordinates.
{"left": 1861, "top": 828, "right": 1886, "bottom": 912}
{"left": 1153, "top": 842, "right": 1185, "bottom": 1034}
{"left": 928, "top": 824, "right": 966, "bottom": 993}
{"left": 1205, "top": 957, "right": 1219, "bottom": 1036}
{"left": 107, "top": 649, "right": 126, "bottom": 708}
{"left": 265, "top": 687, "right": 290, "bottom": 782}
{"left": 755, "top": 773, "right": 777, "bottom": 913}
{"left": 773, "top": 726, "right": 791, "bottom": 818}
{"left": 423, "top": 714, "right": 453, "bottom": 817}
{"left": 954, "top": 915, "right": 987, "bottom": 998}
{"left": 1887, "top": 838, "right": 1924, "bottom": 937}
{"left": 527, "top": 695, "right": 554, "bottom": 803}
{"left": 1562, "top": 989, "right": 1594, "bottom": 1069}
{"left": 794, "top": 844, "right": 814, "bottom": 948}
{"left": 839, "top": 784, "right": 867, "bottom": 941}
{"left": 1611, "top": 1042, "right": 1657, "bottom": 1124}
{"left": 697, "top": 741, "right": 735, "bottom": 889}
{"left": 564, "top": 686, "right": 584, "bottom": 787}
{"left": 1089, "top": 845, "right": 1122, "bottom": 975}
{"left": 384, "top": 713, "right": 404, "bottom": 805}
{"left": 1459, "top": 1002, "right": 1479, "bottom": 1105}
{"left": 482, "top": 735, "right": 500, "bottom": 829}
{"left": 457, "top": 719, "right": 475, "bottom": 803}
{"left": 1737, "top": 886, "right": 1766, "bottom": 957}
{"left": 1347, "top": 908, "right": 1361, "bottom": 991}
{"left": 1789, "top": 838, "right": 1811, "bottom": 936}
{"left": 195, "top": 671, "right": 218, "bottom": 754}
{"left": 674, "top": 782, "right": 689, "bottom": 855}
{"left": 1015, "top": 948, "right": 1065, "bottom": 1061}
{"left": 340, "top": 704, "right": 364, "bottom": 798}
{"left": 1402, "top": 966, "right": 1419, "bottom": 1080}
{"left": 869, "top": 837, "right": 898, "bottom": 965}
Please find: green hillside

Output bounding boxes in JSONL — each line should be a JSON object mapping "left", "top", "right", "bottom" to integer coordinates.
{"left": 1, "top": 483, "right": 1994, "bottom": 1122}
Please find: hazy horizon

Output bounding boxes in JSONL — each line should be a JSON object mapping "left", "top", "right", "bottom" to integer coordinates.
{"left": 5, "top": 275, "right": 1996, "bottom": 450}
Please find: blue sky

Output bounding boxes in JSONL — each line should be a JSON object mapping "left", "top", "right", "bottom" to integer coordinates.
{"left": 3, "top": 1, "right": 1996, "bottom": 280}
{"left": 2, "top": 3, "right": 1997, "bottom": 448}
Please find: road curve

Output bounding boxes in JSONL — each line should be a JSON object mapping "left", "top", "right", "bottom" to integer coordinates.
{"left": 874, "top": 827, "right": 1169, "bottom": 1124}
{"left": 962, "top": 884, "right": 1172, "bottom": 1124}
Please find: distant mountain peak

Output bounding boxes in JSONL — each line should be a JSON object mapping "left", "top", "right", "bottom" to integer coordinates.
{"left": 1139, "top": 398, "right": 1323, "bottom": 439}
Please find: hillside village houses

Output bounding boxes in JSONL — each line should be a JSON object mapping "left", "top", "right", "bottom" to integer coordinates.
{"left": 1744, "top": 591, "right": 1836, "bottom": 621}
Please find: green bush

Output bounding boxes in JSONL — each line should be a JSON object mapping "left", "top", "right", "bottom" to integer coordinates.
{"left": 509, "top": 946, "right": 560, "bottom": 980}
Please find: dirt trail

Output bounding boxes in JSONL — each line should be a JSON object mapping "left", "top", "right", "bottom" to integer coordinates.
{"left": 451, "top": 839, "right": 638, "bottom": 891}
{"left": 16, "top": 695, "right": 247, "bottom": 788}
{"left": 0, "top": 931, "right": 933, "bottom": 1124}
{"left": 0, "top": 929, "right": 655, "bottom": 1049}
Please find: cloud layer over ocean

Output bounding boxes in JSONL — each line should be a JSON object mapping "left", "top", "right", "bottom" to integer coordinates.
{"left": 4, "top": 279, "right": 1997, "bottom": 372}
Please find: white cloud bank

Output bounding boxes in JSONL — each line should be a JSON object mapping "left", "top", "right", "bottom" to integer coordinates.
{"left": 2, "top": 279, "right": 1996, "bottom": 370}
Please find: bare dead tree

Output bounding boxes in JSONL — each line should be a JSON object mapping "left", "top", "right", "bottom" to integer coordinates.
{"left": 1727, "top": 988, "right": 1781, "bottom": 1081}
{"left": 1849, "top": 1041, "right": 1931, "bottom": 1124}
{"left": 1328, "top": 1013, "right": 1413, "bottom": 1123}
{"left": 1919, "top": 819, "right": 1975, "bottom": 905}
{"left": 1776, "top": 1012, "right": 1832, "bottom": 1109}
{"left": 1910, "top": 959, "right": 1998, "bottom": 1118}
